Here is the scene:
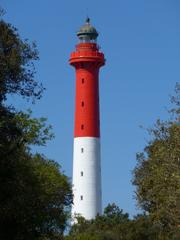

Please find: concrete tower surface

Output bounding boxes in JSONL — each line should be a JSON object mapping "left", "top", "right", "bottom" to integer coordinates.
{"left": 69, "top": 18, "right": 105, "bottom": 220}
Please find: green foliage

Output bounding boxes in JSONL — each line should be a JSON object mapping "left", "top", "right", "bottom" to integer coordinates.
{"left": 170, "top": 83, "right": 180, "bottom": 117}
{"left": 67, "top": 204, "right": 158, "bottom": 240}
{"left": 132, "top": 84, "right": 180, "bottom": 239}
{"left": 0, "top": 15, "right": 72, "bottom": 240}
{"left": 0, "top": 19, "right": 44, "bottom": 103}
{"left": 14, "top": 109, "right": 54, "bottom": 146}
{"left": 0, "top": 106, "right": 73, "bottom": 240}
{"left": 69, "top": 204, "right": 125, "bottom": 240}
{"left": 0, "top": 107, "right": 53, "bottom": 150}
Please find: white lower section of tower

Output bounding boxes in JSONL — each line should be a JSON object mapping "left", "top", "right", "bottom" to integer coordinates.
{"left": 72, "top": 137, "right": 102, "bottom": 221}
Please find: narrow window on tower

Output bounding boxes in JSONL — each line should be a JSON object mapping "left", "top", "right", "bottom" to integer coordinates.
{"left": 82, "top": 78, "right": 84, "bottom": 84}
{"left": 81, "top": 148, "right": 84, "bottom": 153}
{"left": 81, "top": 171, "right": 83, "bottom": 176}
{"left": 81, "top": 124, "right": 84, "bottom": 130}
{"left": 80, "top": 195, "right": 83, "bottom": 200}
{"left": 81, "top": 101, "right": 84, "bottom": 107}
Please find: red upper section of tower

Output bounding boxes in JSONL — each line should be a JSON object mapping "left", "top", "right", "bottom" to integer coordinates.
{"left": 69, "top": 19, "right": 105, "bottom": 138}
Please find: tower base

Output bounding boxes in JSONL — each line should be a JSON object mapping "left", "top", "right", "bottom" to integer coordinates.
{"left": 72, "top": 137, "right": 102, "bottom": 220}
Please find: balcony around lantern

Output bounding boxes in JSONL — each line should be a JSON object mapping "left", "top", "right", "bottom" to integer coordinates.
{"left": 69, "top": 49, "right": 105, "bottom": 66}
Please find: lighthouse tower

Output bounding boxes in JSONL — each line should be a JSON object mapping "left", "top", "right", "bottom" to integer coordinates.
{"left": 69, "top": 18, "right": 105, "bottom": 220}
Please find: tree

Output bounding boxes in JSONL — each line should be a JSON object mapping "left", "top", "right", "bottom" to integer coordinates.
{"left": 0, "top": 15, "right": 73, "bottom": 239}
{"left": 67, "top": 204, "right": 130, "bottom": 240}
{"left": 67, "top": 204, "right": 159, "bottom": 240}
{"left": 0, "top": 18, "right": 44, "bottom": 103}
{"left": 0, "top": 108, "right": 73, "bottom": 240}
{"left": 132, "top": 84, "right": 180, "bottom": 239}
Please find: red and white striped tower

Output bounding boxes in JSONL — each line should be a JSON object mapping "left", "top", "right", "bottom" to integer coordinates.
{"left": 69, "top": 18, "right": 105, "bottom": 220}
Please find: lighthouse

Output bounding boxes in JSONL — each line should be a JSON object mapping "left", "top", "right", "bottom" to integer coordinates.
{"left": 69, "top": 18, "right": 105, "bottom": 220}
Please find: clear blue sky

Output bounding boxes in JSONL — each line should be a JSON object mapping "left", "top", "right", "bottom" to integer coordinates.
{"left": 1, "top": 0, "right": 180, "bottom": 217}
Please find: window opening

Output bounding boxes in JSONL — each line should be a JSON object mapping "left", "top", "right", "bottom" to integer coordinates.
{"left": 81, "top": 101, "right": 84, "bottom": 107}
{"left": 82, "top": 78, "right": 84, "bottom": 84}
{"left": 81, "top": 148, "right": 84, "bottom": 153}
{"left": 80, "top": 195, "right": 83, "bottom": 200}
{"left": 81, "top": 124, "right": 84, "bottom": 130}
{"left": 81, "top": 171, "right": 83, "bottom": 176}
